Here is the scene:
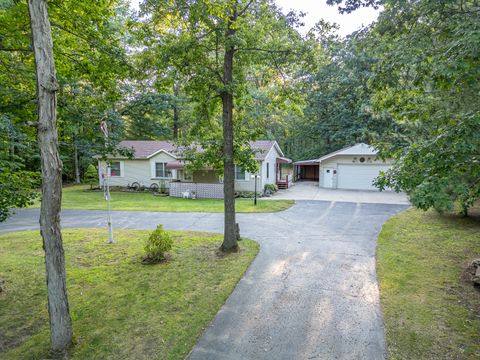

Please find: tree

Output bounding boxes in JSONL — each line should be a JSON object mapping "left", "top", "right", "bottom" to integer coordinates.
{"left": 83, "top": 164, "right": 98, "bottom": 189}
{"left": 140, "top": 0, "right": 305, "bottom": 251}
{"left": 27, "top": 0, "right": 72, "bottom": 353}
{"left": 366, "top": 0, "right": 480, "bottom": 214}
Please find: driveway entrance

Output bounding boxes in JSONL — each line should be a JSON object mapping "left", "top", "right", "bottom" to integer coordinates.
{"left": 270, "top": 181, "right": 410, "bottom": 205}
{"left": 1, "top": 200, "right": 409, "bottom": 359}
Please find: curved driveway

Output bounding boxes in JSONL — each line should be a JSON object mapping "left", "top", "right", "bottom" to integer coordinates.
{"left": 0, "top": 200, "right": 408, "bottom": 359}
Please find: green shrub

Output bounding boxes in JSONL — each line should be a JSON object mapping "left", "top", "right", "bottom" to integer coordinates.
{"left": 143, "top": 225, "right": 173, "bottom": 263}
{"left": 264, "top": 183, "right": 277, "bottom": 193}
{"left": 83, "top": 164, "right": 98, "bottom": 189}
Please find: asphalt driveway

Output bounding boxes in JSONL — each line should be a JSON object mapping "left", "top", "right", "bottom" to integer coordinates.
{"left": 0, "top": 200, "right": 408, "bottom": 359}
{"left": 270, "top": 181, "right": 410, "bottom": 205}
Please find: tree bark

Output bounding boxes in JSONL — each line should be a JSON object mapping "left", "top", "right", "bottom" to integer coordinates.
{"left": 73, "top": 140, "right": 80, "bottom": 184}
{"left": 28, "top": 0, "right": 73, "bottom": 353}
{"left": 220, "top": 12, "right": 238, "bottom": 252}
{"left": 172, "top": 81, "right": 180, "bottom": 139}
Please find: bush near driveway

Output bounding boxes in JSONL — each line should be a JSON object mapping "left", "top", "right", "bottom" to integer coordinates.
{"left": 0, "top": 229, "right": 259, "bottom": 359}
{"left": 377, "top": 208, "right": 480, "bottom": 359}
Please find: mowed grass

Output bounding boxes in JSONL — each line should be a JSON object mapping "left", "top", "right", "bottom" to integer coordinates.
{"left": 31, "top": 185, "right": 293, "bottom": 213}
{"left": 377, "top": 208, "right": 480, "bottom": 359}
{"left": 0, "top": 229, "right": 259, "bottom": 359}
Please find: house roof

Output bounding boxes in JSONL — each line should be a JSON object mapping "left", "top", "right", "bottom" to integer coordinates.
{"left": 294, "top": 159, "right": 319, "bottom": 165}
{"left": 113, "top": 139, "right": 286, "bottom": 161}
{"left": 317, "top": 143, "right": 378, "bottom": 163}
{"left": 117, "top": 140, "right": 177, "bottom": 158}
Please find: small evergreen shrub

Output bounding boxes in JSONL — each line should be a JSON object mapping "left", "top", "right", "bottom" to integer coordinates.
{"left": 143, "top": 225, "right": 173, "bottom": 264}
{"left": 84, "top": 164, "right": 98, "bottom": 189}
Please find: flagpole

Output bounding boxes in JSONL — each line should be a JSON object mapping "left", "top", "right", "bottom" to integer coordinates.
{"left": 106, "top": 163, "right": 113, "bottom": 244}
{"left": 101, "top": 120, "right": 114, "bottom": 244}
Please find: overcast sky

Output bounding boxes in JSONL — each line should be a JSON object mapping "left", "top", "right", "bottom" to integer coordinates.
{"left": 129, "top": 0, "right": 380, "bottom": 37}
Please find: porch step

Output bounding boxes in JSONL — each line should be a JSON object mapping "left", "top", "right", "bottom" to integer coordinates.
{"left": 277, "top": 182, "right": 288, "bottom": 189}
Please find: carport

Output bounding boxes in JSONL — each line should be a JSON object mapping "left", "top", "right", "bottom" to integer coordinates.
{"left": 293, "top": 159, "right": 319, "bottom": 181}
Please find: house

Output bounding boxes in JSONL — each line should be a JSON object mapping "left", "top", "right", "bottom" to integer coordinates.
{"left": 293, "top": 143, "right": 392, "bottom": 191}
{"left": 97, "top": 140, "right": 292, "bottom": 198}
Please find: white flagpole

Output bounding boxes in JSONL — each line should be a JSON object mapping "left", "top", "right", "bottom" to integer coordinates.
{"left": 101, "top": 120, "right": 114, "bottom": 244}
{"left": 106, "top": 163, "right": 114, "bottom": 244}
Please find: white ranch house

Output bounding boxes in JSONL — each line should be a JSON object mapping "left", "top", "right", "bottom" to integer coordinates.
{"left": 293, "top": 143, "right": 392, "bottom": 191}
{"left": 98, "top": 140, "right": 292, "bottom": 198}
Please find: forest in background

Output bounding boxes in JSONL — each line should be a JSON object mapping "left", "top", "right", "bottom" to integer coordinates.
{"left": 1, "top": 0, "right": 479, "bottom": 214}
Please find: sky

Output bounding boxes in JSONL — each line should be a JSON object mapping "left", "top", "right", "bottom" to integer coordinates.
{"left": 129, "top": 0, "right": 381, "bottom": 37}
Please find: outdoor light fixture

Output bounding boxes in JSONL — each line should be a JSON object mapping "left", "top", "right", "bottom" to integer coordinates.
{"left": 251, "top": 174, "right": 259, "bottom": 205}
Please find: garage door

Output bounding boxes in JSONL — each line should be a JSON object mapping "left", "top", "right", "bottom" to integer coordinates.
{"left": 337, "top": 164, "right": 390, "bottom": 191}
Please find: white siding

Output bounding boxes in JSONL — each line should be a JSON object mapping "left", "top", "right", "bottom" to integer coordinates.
{"left": 98, "top": 151, "right": 177, "bottom": 188}
{"left": 260, "top": 146, "right": 280, "bottom": 190}
{"left": 319, "top": 155, "right": 392, "bottom": 190}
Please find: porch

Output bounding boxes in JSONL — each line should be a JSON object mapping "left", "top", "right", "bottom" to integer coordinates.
{"left": 276, "top": 157, "right": 293, "bottom": 189}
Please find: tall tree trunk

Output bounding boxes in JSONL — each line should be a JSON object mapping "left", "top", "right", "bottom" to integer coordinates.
{"left": 172, "top": 80, "right": 180, "bottom": 139}
{"left": 220, "top": 13, "right": 238, "bottom": 251}
{"left": 73, "top": 140, "right": 80, "bottom": 184}
{"left": 28, "top": 0, "right": 73, "bottom": 353}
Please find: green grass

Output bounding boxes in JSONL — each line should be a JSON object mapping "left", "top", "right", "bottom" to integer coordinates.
{"left": 377, "top": 208, "right": 480, "bottom": 359}
{"left": 31, "top": 185, "right": 294, "bottom": 213}
{"left": 0, "top": 229, "right": 259, "bottom": 359}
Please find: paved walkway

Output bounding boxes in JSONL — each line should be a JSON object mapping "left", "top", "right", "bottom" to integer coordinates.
{"left": 270, "top": 181, "right": 410, "bottom": 205}
{"left": 0, "top": 201, "right": 408, "bottom": 359}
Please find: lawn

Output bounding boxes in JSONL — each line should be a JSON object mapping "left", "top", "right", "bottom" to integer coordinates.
{"left": 377, "top": 208, "right": 480, "bottom": 359}
{"left": 0, "top": 229, "right": 259, "bottom": 359}
{"left": 30, "top": 185, "right": 294, "bottom": 213}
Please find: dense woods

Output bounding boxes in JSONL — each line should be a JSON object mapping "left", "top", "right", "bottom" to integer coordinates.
{"left": 1, "top": 0, "right": 479, "bottom": 215}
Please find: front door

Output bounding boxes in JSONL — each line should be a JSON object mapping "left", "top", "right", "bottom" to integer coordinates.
{"left": 323, "top": 168, "right": 334, "bottom": 188}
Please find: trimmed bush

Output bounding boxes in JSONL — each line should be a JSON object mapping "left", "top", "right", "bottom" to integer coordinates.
{"left": 143, "top": 225, "right": 173, "bottom": 263}
{"left": 264, "top": 183, "right": 277, "bottom": 194}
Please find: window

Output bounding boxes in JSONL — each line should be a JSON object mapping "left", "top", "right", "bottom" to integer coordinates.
{"left": 155, "top": 162, "right": 171, "bottom": 178}
{"left": 110, "top": 161, "right": 121, "bottom": 177}
{"left": 183, "top": 171, "right": 193, "bottom": 181}
{"left": 234, "top": 165, "right": 246, "bottom": 181}
{"left": 266, "top": 162, "right": 269, "bottom": 179}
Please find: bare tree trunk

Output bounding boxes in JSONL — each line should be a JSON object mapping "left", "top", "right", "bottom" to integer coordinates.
{"left": 220, "top": 12, "right": 238, "bottom": 252}
{"left": 28, "top": 0, "right": 73, "bottom": 353}
{"left": 73, "top": 140, "right": 80, "bottom": 184}
{"left": 172, "top": 81, "right": 180, "bottom": 139}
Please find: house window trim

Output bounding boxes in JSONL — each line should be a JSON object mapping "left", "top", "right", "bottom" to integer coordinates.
{"left": 109, "top": 161, "right": 124, "bottom": 178}
{"left": 234, "top": 165, "right": 248, "bottom": 182}
{"left": 153, "top": 162, "right": 172, "bottom": 179}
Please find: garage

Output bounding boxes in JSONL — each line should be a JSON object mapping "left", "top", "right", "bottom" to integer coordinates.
{"left": 337, "top": 164, "right": 390, "bottom": 190}
{"left": 294, "top": 143, "right": 393, "bottom": 191}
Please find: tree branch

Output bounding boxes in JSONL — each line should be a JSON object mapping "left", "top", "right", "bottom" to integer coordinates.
{"left": 0, "top": 46, "right": 31, "bottom": 52}
{"left": 237, "top": 0, "right": 255, "bottom": 18}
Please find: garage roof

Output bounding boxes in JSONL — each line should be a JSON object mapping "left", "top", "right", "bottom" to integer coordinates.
{"left": 318, "top": 143, "right": 378, "bottom": 163}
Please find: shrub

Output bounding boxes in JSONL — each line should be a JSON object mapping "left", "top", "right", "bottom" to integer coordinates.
{"left": 83, "top": 164, "right": 98, "bottom": 189}
{"left": 264, "top": 183, "right": 277, "bottom": 194}
{"left": 143, "top": 225, "right": 173, "bottom": 263}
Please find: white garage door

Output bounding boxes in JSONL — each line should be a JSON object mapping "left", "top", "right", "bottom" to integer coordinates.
{"left": 337, "top": 164, "right": 390, "bottom": 190}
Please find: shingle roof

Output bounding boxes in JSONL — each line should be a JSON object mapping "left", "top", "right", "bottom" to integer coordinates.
{"left": 116, "top": 140, "right": 282, "bottom": 160}
{"left": 117, "top": 140, "right": 177, "bottom": 158}
{"left": 318, "top": 143, "right": 378, "bottom": 162}
{"left": 250, "top": 140, "right": 277, "bottom": 160}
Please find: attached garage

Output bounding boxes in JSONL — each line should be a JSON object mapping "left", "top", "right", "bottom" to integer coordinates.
{"left": 337, "top": 164, "right": 390, "bottom": 190}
